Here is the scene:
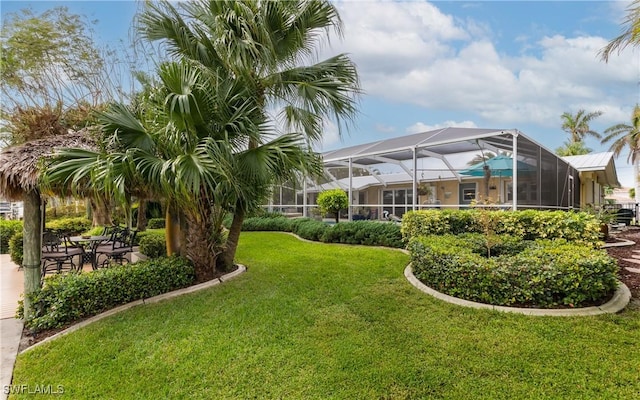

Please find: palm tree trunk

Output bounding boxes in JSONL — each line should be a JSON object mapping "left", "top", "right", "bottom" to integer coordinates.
{"left": 22, "top": 190, "right": 42, "bottom": 319}
{"left": 136, "top": 198, "right": 148, "bottom": 231}
{"left": 165, "top": 205, "right": 181, "bottom": 256}
{"left": 220, "top": 201, "right": 244, "bottom": 271}
{"left": 635, "top": 160, "right": 640, "bottom": 206}
{"left": 184, "top": 203, "right": 218, "bottom": 282}
{"left": 90, "top": 195, "right": 112, "bottom": 227}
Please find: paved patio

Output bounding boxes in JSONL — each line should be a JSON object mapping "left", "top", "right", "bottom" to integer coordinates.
{"left": 0, "top": 254, "right": 23, "bottom": 400}
{"left": 0, "top": 254, "right": 22, "bottom": 320}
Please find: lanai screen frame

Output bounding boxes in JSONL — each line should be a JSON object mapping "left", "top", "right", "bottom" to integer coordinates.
{"left": 270, "top": 128, "right": 580, "bottom": 219}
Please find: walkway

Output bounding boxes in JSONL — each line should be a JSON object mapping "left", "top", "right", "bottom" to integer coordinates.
{"left": 0, "top": 254, "right": 24, "bottom": 400}
{"left": 0, "top": 254, "right": 22, "bottom": 319}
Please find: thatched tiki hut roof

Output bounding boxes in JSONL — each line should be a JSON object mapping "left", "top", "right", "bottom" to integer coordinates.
{"left": 0, "top": 130, "right": 97, "bottom": 319}
{"left": 0, "top": 130, "right": 96, "bottom": 200}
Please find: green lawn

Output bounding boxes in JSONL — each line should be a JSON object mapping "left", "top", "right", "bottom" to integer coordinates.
{"left": 11, "top": 232, "right": 640, "bottom": 399}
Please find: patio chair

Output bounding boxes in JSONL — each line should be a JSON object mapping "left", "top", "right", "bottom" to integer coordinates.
{"left": 41, "top": 230, "right": 85, "bottom": 277}
{"left": 94, "top": 228, "right": 137, "bottom": 268}
{"left": 100, "top": 225, "right": 125, "bottom": 241}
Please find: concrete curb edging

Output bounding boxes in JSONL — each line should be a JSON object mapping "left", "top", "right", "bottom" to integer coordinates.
{"left": 602, "top": 238, "right": 636, "bottom": 248}
{"left": 404, "top": 264, "right": 631, "bottom": 316}
{"left": 21, "top": 265, "right": 246, "bottom": 353}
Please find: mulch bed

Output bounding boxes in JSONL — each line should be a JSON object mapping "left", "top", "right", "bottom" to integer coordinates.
{"left": 603, "top": 226, "right": 640, "bottom": 301}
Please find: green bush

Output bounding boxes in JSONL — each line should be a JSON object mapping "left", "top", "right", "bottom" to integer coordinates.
{"left": 240, "top": 216, "right": 403, "bottom": 248}
{"left": 147, "top": 218, "right": 165, "bottom": 229}
{"left": 242, "top": 216, "right": 293, "bottom": 232}
{"left": 46, "top": 204, "right": 86, "bottom": 219}
{"left": 317, "top": 189, "right": 348, "bottom": 223}
{"left": 45, "top": 217, "right": 92, "bottom": 235}
{"left": 409, "top": 234, "right": 618, "bottom": 308}
{"left": 402, "top": 209, "right": 601, "bottom": 246}
{"left": 20, "top": 256, "right": 195, "bottom": 332}
{"left": 0, "top": 220, "right": 22, "bottom": 254}
{"left": 9, "top": 231, "right": 23, "bottom": 266}
{"left": 136, "top": 229, "right": 165, "bottom": 246}
{"left": 291, "top": 218, "right": 329, "bottom": 241}
{"left": 139, "top": 231, "right": 167, "bottom": 258}
{"left": 320, "top": 221, "right": 403, "bottom": 248}
{"left": 86, "top": 226, "right": 106, "bottom": 236}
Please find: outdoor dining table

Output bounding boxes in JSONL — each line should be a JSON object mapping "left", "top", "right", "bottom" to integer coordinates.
{"left": 68, "top": 235, "right": 110, "bottom": 270}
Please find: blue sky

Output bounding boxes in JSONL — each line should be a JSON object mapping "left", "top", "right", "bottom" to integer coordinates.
{"left": 2, "top": 1, "right": 638, "bottom": 186}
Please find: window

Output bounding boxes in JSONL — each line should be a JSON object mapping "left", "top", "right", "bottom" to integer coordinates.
{"left": 382, "top": 188, "right": 413, "bottom": 218}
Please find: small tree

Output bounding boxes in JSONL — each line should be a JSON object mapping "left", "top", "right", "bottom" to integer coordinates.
{"left": 317, "top": 189, "right": 348, "bottom": 224}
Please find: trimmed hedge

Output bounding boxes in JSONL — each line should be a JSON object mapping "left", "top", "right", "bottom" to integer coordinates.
{"left": 402, "top": 209, "right": 602, "bottom": 246}
{"left": 139, "top": 231, "right": 167, "bottom": 258}
{"left": 0, "top": 220, "right": 22, "bottom": 254}
{"left": 9, "top": 231, "right": 24, "bottom": 266}
{"left": 46, "top": 217, "right": 92, "bottom": 235}
{"left": 292, "top": 218, "right": 328, "bottom": 241}
{"left": 409, "top": 234, "right": 619, "bottom": 308}
{"left": 240, "top": 217, "right": 403, "bottom": 248}
{"left": 320, "top": 220, "right": 403, "bottom": 248}
{"left": 20, "top": 256, "right": 195, "bottom": 332}
{"left": 242, "top": 216, "right": 293, "bottom": 232}
{"left": 147, "top": 218, "right": 165, "bottom": 229}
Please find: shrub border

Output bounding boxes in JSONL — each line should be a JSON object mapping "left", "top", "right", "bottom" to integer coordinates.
{"left": 404, "top": 265, "right": 631, "bottom": 316}
{"left": 20, "top": 265, "right": 246, "bottom": 354}
{"left": 284, "top": 231, "right": 632, "bottom": 316}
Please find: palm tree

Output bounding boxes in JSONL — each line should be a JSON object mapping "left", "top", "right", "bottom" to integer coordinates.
{"left": 137, "top": 0, "right": 360, "bottom": 270}
{"left": 600, "top": 0, "right": 640, "bottom": 62}
{"left": 466, "top": 151, "right": 512, "bottom": 166}
{"left": 561, "top": 109, "right": 603, "bottom": 143}
{"left": 601, "top": 105, "right": 640, "bottom": 202}
{"left": 555, "top": 140, "right": 592, "bottom": 156}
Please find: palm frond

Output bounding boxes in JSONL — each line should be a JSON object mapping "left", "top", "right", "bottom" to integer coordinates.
{"left": 600, "top": 0, "right": 640, "bottom": 62}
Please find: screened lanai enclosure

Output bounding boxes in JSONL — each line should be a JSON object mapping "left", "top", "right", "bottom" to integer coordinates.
{"left": 267, "top": 128, "right": 581, "bottom": 220}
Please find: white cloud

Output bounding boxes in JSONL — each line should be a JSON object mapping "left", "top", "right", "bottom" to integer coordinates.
{"left": 324, "top": 1, "right": 638, "bottom": 131}
{"left": 406, "top": 120, "right": 477, "bottom": 134}
{"left": 374, "top": 123, "right": 396, "bottom": 134}
{"left": 315, "top": 119, "right": 341, "bottom": 151}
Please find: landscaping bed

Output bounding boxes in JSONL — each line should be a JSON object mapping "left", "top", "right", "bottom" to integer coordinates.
{"left": 10, "top": 233, "right": 640, "bottom": 399}
{"left": 409, "top": 233, "right": 618, "bottom": 309}
{"left": 604, "top": 227, "right": 640, "bottom": 301}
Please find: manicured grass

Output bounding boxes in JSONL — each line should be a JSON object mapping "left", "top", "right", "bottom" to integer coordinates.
{"left": 11, "top": 232, "right": 640, "bottom": 399}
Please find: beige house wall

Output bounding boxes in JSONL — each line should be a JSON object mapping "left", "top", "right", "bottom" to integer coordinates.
{"left": 578, "top": 172, "right": 603, "bottom": 208}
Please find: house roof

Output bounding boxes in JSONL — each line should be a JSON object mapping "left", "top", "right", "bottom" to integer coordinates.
{"left": 322, "top": 127, "right": 517, "bottom": 168}
{"left": 307, "top": 170, "right": 460, "bottom": 193}
{"left": 562, "top": 152, "right": 621, "bottom": 188}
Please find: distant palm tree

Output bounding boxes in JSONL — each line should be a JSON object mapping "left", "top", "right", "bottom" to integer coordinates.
{"left": 600, "top": 0, "right": 640, "bottom": 62}
{"left": 466, "top": 150, "right": 510, "bottom": 166}
{"left": 601, "top": 105, "right": 640, "bottom": 201}
{"left": 561, "top": 109, "right": 603, "bottom": 143}
{"left": 555, "top": 140, "right": 592, "bottom": 156}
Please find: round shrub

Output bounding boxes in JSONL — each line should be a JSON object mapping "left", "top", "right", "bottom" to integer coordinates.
{"left": 9, "top": 231, "right": 23, "bottom": 266}
{"left": 139, "top": 232, "right": 167, "bottom": 258}
{"left": 147, "top": 218, "right": 166, "bottom": 229}
{"left": 317, "top": 189, "right": 348, "bottom": 223}
{"left": 0, "top": 220, "right": 22, "bottom": 254}
{"left": 409, "top": 234, "right": 618, "bottom": 308}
